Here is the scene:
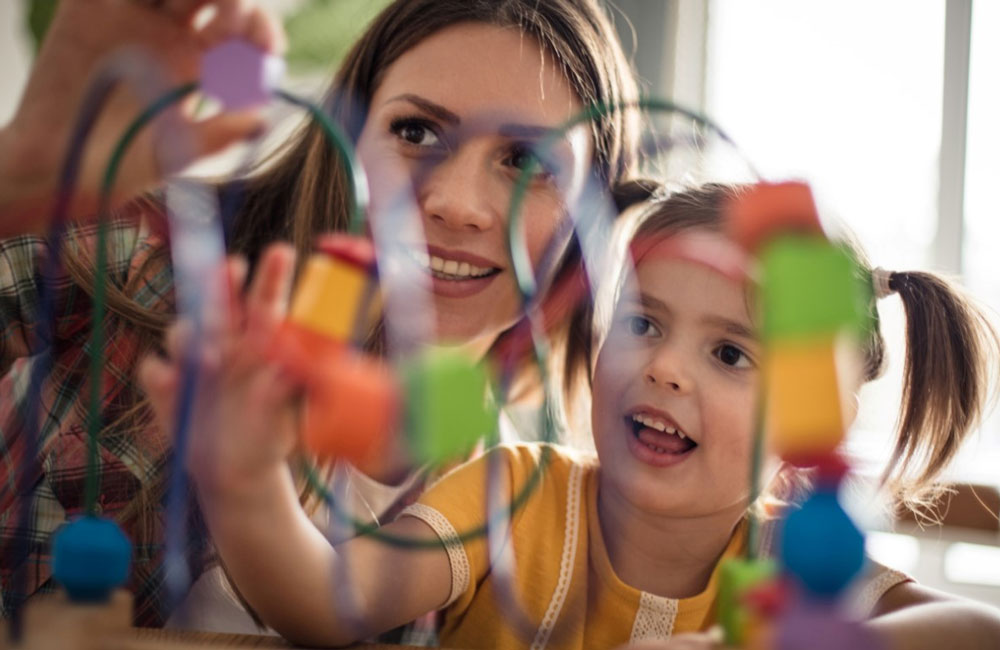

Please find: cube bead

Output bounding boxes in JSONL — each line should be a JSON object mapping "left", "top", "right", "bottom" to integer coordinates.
{"left": 719, "top": 557, "right": 778, "bottom": 646}
{"left": 765, "top": 338, "right": 845, "bottom": 464}
{"left": 302, "top": 351, "right": 398, "bottom": 464}
{"left": 403, "top": 349, "right": 497, "bottom": 465}
{"left": 759, "top": 236, "right": 873, "bottom": 341}
{"left": 288, "top": 236, "right": 379, "bottom": 345}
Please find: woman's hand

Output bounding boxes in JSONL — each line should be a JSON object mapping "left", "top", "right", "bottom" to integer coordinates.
{"left": 0, "top": 0, "right": 285, "bottom": 236}
{"left": 140, "top": 243, "right": 300, "bottom": 499}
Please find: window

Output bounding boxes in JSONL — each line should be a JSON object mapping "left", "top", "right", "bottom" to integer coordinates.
{"left": 700, "top": 0, "right": 1000, "bottom": 487}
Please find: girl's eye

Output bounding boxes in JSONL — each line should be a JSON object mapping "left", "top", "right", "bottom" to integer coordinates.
{"left": 625, "top": 315, "right": 660, "bottom": 338}
{"left": 390, "top": 118, "right": 442, "bottom": 148}
{"left": 715, "top": 343, "right": 753, "bottom": 369}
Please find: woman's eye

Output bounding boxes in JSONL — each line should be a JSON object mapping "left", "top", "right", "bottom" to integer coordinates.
{"left": 505, "top": 144, "right": 554, "bottom": 180}
{"left": 715, "top": 343, "right": 752, "bottom": 369}
{"left": 625, "top": 315, "right": 659, "bottom": 338}
{"left": 390, "top": 119, "right": 441, "bottom": 148}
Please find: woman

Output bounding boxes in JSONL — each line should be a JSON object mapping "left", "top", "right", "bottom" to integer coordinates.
{"left": 0, "top": 0, "right": 640, "bottom": 630}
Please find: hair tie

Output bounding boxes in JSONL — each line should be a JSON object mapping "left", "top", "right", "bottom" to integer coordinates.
{"left": 872, "top": 267, "right": 896, "bottom": 299}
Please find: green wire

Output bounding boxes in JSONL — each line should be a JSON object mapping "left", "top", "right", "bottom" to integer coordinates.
{"left": 505, "top": 96, "right": 764, "bottom": 558}
{"left": 84, "top": 82, "right": 198, "bottom": 515}
{"left": 276, "top": 90, "right": 369, "bottom": 234}
{"left": 83, "top": 84, "right": 369, "bottom": 516}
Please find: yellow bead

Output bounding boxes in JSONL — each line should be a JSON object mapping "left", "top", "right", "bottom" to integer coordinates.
{"left": 765, "top": 338, "right": 845, "bottom": 463}
{"left": 289, "top": 254, "right": 374, "bottom": 343}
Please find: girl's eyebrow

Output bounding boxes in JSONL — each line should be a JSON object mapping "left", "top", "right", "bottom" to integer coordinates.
{"left": 633, "top": 293, "right": 756, "bottom": 341}
{"left": 700, "top": 315, "right": 757, "bottom": 341}
{"left": 384, "top": 94, "right": 460, "bottom": 125}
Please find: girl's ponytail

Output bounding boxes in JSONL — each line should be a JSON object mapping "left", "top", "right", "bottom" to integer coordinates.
{"left": 881, "top": 270, "right": 1000, "bottom": 509}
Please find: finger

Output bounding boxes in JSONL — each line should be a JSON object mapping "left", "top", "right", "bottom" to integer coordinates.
{"left": 244, "top": 6, "right": 287, "bottom": 55}
{"left": 245, "top": 243, "right": 296, "bottom": 337}
{"left": 225, "top": 255, "right": 249, "bottom": 330}
{"left": 184, "top": 110, "right": 267, "bottom": 168}
{"left": 162, "top": 0, "right": 212, "bottom": 22}
{"left": 195, "top": 0, "right": 253, "bottom": 48}
{"left": 138, "top": 354, "right": 180, "bottom": 434}
{"left": 164, "top": 319, "right": 195, "bottom": 362}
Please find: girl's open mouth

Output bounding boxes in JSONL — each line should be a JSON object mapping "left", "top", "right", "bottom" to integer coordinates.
{"left": 624, "top": 412, "right": 697, "bottom": 467}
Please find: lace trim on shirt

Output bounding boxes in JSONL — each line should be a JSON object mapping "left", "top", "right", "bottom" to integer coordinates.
{"left": 630, "top": 591, "right": 678, "bottom": 643}
{"left": 853, "top": 566, "right": 912, "bottom": 617}
{"left": 400, "top": 503, "right": 470, "bottom": 608}
{"left": 530, "top": 463, "right": 585, "bottom": 650}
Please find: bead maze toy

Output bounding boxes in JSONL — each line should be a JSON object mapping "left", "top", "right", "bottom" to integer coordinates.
{"left": 3, "top": 33, "right": 896, "bottom": 650}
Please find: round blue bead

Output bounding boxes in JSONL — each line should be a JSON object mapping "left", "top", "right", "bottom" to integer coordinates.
{"left": 780, "top": 488, "right": 865, "bottom": 596}
{"left": 52, "top": 516, "right": 132, "bottom": 602}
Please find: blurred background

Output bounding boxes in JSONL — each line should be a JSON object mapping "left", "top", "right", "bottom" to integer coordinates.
{"left": 2, "top": 0, "right": 998, "bottom": 606}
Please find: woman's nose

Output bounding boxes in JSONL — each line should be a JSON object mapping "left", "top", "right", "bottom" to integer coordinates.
{"left": 644, "top": 343, "right": 693, "bottom": 394}
{"left": 420, "top": 147, "right": 497, "bottom": 232}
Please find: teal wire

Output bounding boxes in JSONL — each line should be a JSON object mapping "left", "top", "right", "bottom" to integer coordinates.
{"left": 505, "top": 96, "right": 763, "bottom": 558}
{"left": 276, "top": 90, "right": 369, "bottom": 234}
{"left": 84, "top": 82, "right": 198, "bottom": 515}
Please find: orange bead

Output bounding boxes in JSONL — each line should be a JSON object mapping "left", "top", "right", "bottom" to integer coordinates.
{"left": 725, "top": 181, "right": 824, "bottom": 253}
{"left": 302, "top": 351, "right": 399, "bottom": 464}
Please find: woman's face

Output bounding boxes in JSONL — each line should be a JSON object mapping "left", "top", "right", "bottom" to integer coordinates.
{"left": 357, "top": 22, "right": 592, "bottom": 352}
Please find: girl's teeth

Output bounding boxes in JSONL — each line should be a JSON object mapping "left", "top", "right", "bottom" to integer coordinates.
{"left": 431, "top": 256, "right": 445, "bottom": 271}
{"left": 442, "top": 259, "right": 458, "bottom": 274}
{"left": 632, "top": 414, "right": 686, "bottom": 439}
{"left": 457, "top": 262, "right": 470, "bottom": 276}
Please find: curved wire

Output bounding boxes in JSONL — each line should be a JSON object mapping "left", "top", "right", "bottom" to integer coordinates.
{"left": 490, "top": 95, "right": 764, "bottom": 642}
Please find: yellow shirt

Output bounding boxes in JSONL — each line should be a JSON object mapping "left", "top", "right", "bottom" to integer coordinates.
{"left": 401, "top": 443, "right": 745, "bottom": 649}
{"left": 401, "top": 443, "right": 910, "bottom": 649}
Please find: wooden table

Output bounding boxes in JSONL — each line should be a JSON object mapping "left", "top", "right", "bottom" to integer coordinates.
{"left": 0, "top": 591, "right": 419, "bottom": 650}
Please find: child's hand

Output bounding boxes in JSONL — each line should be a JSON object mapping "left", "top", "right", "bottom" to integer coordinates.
{"left": 140, "top": 243, "right": 300, "bottom": 499}
{"left": 0, "top": 0, "right": 285, "bottom": 235}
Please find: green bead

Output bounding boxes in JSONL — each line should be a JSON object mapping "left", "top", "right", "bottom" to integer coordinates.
{"left": 403, "top": 349, "right": 497, "bottom": 465}
{"left": 719, "top": 557, "right": 777, "bottom": 646}
{"left": 760, "top": 236, "right": 874, "bottom": 341}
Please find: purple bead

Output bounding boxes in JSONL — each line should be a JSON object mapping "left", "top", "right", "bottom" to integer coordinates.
{"left": 777, "top": 601, "right": 886, "bottom": 650}
{"left": 200, "top": 39, "right": 285, "bottom": 110}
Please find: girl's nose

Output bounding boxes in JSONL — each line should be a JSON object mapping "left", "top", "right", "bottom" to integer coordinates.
{"left": 644, "top": 343, "right": 693, "bottom": 394}
{"left": 420, "top": 148, "right": 497, "bottom": 233}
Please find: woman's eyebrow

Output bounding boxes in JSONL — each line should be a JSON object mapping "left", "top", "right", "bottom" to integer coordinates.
{"left": 497, "top": 123, "right": 560, "bottom": 139}
{"left": 384, "top": 94, "right": 460, "bottom": 125}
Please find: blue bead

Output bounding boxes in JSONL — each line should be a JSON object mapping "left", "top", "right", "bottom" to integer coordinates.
{"left": 52, "top": 516, "right": 132, "bottom": 602}
{"left": 780, "top": 488, "right": 865, "bottom": 597}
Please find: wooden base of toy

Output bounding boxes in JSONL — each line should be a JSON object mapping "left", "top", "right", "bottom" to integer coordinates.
{"left": 0, "top": 590, "right": 422, "bottom": 650}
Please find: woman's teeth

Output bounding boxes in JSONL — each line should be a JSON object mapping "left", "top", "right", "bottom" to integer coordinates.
{"left": 411, "top": 250, "right": 495, "bottom": 280}
{"left": 631, "top": 413, "right": 687, "bottom": 440}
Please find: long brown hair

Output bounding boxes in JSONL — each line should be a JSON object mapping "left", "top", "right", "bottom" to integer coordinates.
{"left": 58, "top": 0, "right": 640, "bottom": 619}
{"left": 567, "top": 182, "right": 1000, "bottom": 513}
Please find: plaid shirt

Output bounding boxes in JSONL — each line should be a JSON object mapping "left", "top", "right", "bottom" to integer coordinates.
{"left": 0, "top": 201, "right": 208, "bottom": 627}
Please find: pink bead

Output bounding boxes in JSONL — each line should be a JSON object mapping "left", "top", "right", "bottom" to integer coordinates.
{"left": 200, "top": 39, "right": 285, "bottom": 110}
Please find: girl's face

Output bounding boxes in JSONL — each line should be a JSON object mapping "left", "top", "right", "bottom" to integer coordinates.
{"left": 591, "top": 231, "right": 762, "bottom": 519}
{"left": 357, "top": 22, "right": 592, "bottom": 351}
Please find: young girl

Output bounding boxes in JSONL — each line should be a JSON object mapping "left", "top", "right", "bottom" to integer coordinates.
{"left": 140, "top": 183, "right": 1000, "bottom": 648}
{"left": 0, "top": 0, "right": 638, "bottom": 628}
